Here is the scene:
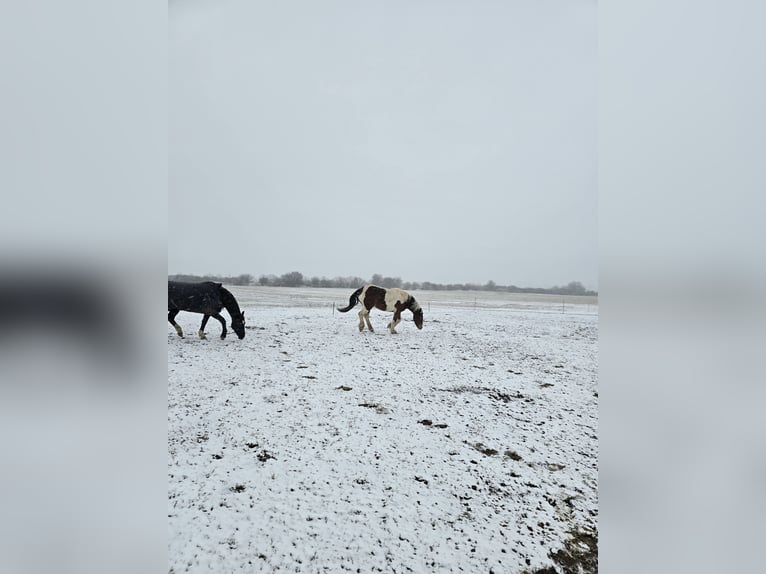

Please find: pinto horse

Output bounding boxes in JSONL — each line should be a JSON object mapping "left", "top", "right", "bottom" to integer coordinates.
{"left": 168, "top": 281, "right": 246, "bottom": 340}
{"left": 337, "top": 284, "right": 423, "bottom": 333}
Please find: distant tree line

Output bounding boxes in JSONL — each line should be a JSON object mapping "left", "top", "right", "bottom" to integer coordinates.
{"left": 168, "top": 273, "right": 254, "bottom": 286}
{"left": 169, "top": 272, "right": 597, "bottom": 296}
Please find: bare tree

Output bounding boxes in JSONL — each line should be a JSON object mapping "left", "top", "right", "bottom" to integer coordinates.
{"left": 279, "top": 271, "right": 304, "bottom": 287}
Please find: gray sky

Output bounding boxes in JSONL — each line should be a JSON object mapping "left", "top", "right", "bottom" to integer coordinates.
{"left": 169, "top": 0, "right": 596, "bottom": 289}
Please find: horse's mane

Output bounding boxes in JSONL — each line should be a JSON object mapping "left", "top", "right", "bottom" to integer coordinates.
{"left": 219, "top": 286, "right": 243, "bottom": 318}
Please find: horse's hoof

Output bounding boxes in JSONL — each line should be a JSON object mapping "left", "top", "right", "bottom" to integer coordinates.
{"left": 198, "top": 332, "right": 206, "bottom": 340}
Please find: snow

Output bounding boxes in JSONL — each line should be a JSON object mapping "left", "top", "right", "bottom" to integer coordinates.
{"left": 168, "top": 287, "right": 598, "bottom": 573}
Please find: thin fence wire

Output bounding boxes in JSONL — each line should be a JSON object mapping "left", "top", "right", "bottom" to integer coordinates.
{"left": 225, "top": 286, "right": 599, "bottom": 316}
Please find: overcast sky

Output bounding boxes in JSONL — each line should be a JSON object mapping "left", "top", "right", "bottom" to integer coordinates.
{"left": 169, "top": 0, "right": 596, "bottom": 289}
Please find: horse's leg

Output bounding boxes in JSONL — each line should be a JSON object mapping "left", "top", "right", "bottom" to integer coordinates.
{"left": 212, "top": 313, "right": 228, "bottom": 339}
{"left": 358, "top": 309, "right": 366, "bottom": 331}
{"left": 168, "top": 310, "right": 183, "bottom": 337}
{"left": 389, "top": 309, "right": 402, "bottom": 334}
{"left": 363, "top": 309, "right": 374, "bottom": 332}
{"left": 198, "top": 315, "right": 210, "bottom": 339}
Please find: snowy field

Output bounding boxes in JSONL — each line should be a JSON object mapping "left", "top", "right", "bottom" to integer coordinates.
{"left": 168, "top": 287, "right": 598, "bottom": 573}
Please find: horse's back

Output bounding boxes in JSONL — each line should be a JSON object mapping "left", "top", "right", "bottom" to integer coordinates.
{"left": 168, "top": 281, "right": 223, "bottom": 312}
{"left": 383, "top": 287, "right": 411, "bottom": 310}
{"left": 384, "top": 287, "right": 408, "bottom": 300}
{"left": 359, "top": 284, "right": 410, "bottom": 312}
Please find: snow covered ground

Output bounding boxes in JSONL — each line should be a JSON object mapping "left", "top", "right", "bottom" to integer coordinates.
{"left": 168, "top": 287, "right": 598, "bottom": 573}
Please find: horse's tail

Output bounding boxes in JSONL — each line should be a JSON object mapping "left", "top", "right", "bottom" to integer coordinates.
{"left": 337, "top": 287, "right": 363, "bottom": 313}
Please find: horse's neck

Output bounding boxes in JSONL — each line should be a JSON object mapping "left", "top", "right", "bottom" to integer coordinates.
{"left": 220, "top": 288, "right": 241, "bottom": 317}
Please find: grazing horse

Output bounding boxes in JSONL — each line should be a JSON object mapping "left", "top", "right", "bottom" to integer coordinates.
{"left": 337, "top": 284, "right": 423, "bottom": 333}
{"left": 168, "top": 281, "right": 246, "bottom": 340}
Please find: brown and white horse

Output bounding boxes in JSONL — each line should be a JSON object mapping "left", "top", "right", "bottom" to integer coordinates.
{"left": 337, "top": 284, "right": 423, "bottom": 333}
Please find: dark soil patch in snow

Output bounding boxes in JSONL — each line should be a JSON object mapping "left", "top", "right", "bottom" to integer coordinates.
{"left": 505, "top": 450, "right": 523, "bottom": 461}
{"left": 440, "top": 385, "right": 485, "bottom": 395}
{"left": 490, "top": 390, "right": 531, "bottom": 403}
{"left": 256, "top": 450, "right": 275, "bottom": 462}
{"left": 358, "top": 402, "right": 390, "bottom": 414}
{"left": 439, "top": 385, "right": 531, "bottom": 404}
{"left": 336, "top": 385, "right": 352, "bottom": 391}
{"left": 420, "top": 419, "right": 448, "bottom": 428}
{"left": 547, "top": 527, "right": 598, "bottom": 574}
{"left": 472, "top": 442, "right": 499, "bottom": 456}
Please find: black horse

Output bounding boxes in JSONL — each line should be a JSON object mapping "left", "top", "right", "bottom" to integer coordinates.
{"left": 168, "top": 281, "right": 246, "bottom": 340}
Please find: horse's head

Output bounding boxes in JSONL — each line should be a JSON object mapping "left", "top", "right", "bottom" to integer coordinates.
{"left": 413, "top": 307, "right": 424, "bottom": 330}
{"left": 231, "top": 310, "right": 246, "bottom": 339}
